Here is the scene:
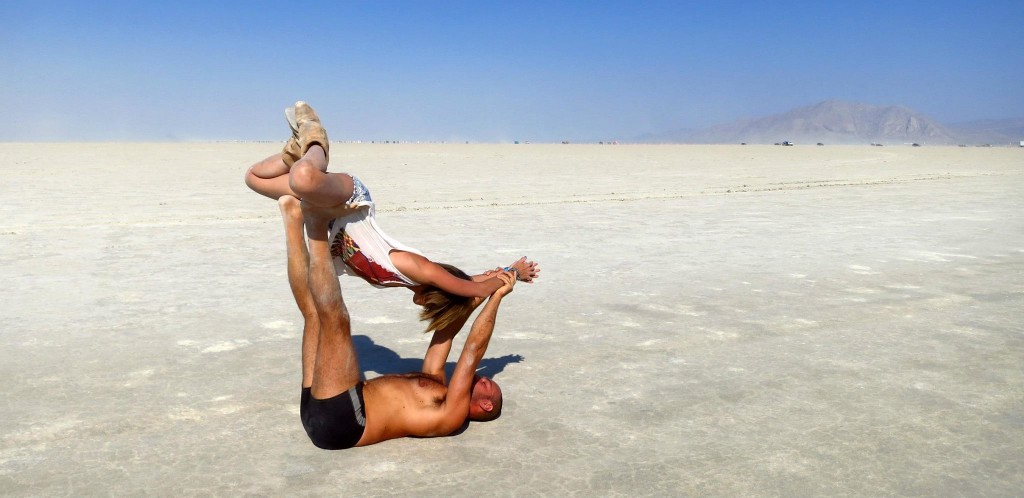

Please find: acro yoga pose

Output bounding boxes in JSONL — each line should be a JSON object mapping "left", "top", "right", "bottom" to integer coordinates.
{"left": 278, "top": 194, "right": 514, "bottom": 448}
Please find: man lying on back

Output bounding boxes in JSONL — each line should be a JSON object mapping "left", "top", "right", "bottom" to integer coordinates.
{"left": 277, "top": 192, "right": 513, "bottom": 448}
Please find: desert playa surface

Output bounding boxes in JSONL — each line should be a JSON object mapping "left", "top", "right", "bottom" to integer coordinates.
{"left": 1, "top": 143, "right": 1021, "bottom": 495}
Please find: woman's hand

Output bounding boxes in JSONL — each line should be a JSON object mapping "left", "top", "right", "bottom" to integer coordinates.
{"left": 507, "top": 256, "right": 540, "bottom": 283}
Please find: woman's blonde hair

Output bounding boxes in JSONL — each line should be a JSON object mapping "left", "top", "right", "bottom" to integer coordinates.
{"left": 418, "top": 263, "right": 476, "bottom": 334}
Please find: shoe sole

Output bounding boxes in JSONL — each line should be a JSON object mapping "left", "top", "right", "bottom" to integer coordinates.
{"left": 284, "top": 106, "right": 299, "bottom": 135}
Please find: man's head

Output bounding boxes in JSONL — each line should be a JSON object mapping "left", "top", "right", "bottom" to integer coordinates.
{"left": 415, "top": 263, "right": 476, "bottom": 333}
{"left": 468, "top": 374, "right": 503, "bottom": 422}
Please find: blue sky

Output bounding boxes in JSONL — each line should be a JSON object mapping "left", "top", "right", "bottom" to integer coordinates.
{"left": 2, "top": 1, "right": 1021, "bottom": 142}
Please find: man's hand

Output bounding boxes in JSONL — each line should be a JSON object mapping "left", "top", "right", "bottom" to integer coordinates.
{"left": 494, "top": 271, "right": 516, "bottom": 297}
{"left": 508, "top": 256, "right": 540, "bottom": 283}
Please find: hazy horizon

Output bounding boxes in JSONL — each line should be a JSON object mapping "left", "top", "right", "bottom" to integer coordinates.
{"left": 2, "top": 1, "right": 1022, "bottom": 143}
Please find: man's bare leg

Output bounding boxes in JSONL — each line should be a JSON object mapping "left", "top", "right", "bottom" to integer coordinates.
{"left": 289, "top": 145, "right": 355, "bottom": 208}
{"left": 279, "top": 195, "right": 319, "bottom": 387}
{"left": 302, "top": 202, "right": 362, "bottom": 399}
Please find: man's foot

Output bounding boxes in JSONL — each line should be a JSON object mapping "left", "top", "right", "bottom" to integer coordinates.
{"left": 316, "top": 201, "right": 363, "bottom": 220}
{"left": 295, "top": 101, "right": 329, "bottom": 163}
{"left": 278, "top": 194, "right": 304, "bottom": 222}
{"left": 299, "top": 199, "right": 336, "bottom": 237}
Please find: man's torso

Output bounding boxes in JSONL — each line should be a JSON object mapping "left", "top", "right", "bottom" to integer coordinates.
{"left": 359, "top": 373, "right": 458, "bottom": 444}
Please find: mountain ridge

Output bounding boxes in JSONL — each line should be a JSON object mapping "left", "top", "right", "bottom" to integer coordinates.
{"left": 638, "top": 100, "right": 1021, "bottom": 145}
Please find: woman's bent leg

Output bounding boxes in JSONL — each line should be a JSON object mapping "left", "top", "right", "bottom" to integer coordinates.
{"left": 245, "top": 153, "right": 298, "bottom": 200}
{"left": 289, "top": 145, "right": 355, "bottom": 208}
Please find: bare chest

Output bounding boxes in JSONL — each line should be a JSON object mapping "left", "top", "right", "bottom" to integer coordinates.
{"left": 367, "top": 374, "right": 447, "bottom": 409}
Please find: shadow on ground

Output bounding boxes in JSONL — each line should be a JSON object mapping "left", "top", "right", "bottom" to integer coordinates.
{"left": 352, "top": 334, "right": 525, "bottom": 380}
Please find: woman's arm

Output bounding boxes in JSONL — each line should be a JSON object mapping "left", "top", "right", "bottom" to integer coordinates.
{"left": 471, "top": 268, "right": 503, "bottom": 282}
{"left": 391, "top": 251, "right": 503, "bottom": 298}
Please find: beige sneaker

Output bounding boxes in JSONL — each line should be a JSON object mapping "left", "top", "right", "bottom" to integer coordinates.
{"left": 294, "top": 101, "right": 329, "bottom": 163}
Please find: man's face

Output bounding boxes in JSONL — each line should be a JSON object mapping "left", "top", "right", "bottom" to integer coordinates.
{"left": 468, "top": 374, "right": 503, "bottom": 421}
{"left": 472, "top": 375, "right": 500, "bottom": 401}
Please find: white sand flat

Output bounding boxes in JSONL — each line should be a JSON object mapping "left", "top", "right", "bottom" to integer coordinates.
{"left": 0, "top": 143, "right": 1021, "bottom": 495}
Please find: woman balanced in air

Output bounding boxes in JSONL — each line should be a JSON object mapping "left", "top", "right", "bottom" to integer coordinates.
{"left": 244, "top": 101, "right": 539, "bottom": 333}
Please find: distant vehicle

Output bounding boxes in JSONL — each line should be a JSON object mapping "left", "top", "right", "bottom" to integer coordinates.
{"left": 912, "top": 143, "right": 921, "bottom": 147}
{"left": 779, "top": 141, "right": 794, "bottom": 146}
{"left": 816, "top": 142, "right": 824, "bottom": 146}
{"left": 871, "top": 142, "right": 884, "bottom": 147}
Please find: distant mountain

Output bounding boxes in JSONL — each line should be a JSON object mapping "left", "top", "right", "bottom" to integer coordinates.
{"left": 638, "top": 100, "right": 1021, "bottom": 145}
{"left": 948, "top": 118, "right": 1024, "bottom": 145}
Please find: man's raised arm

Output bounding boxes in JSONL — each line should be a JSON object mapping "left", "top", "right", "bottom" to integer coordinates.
{"left": 420, "top": 296, "right": 486, "bottom": 383}
{"left": 437, "top": 272, "right": 515, "bottom": 428}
